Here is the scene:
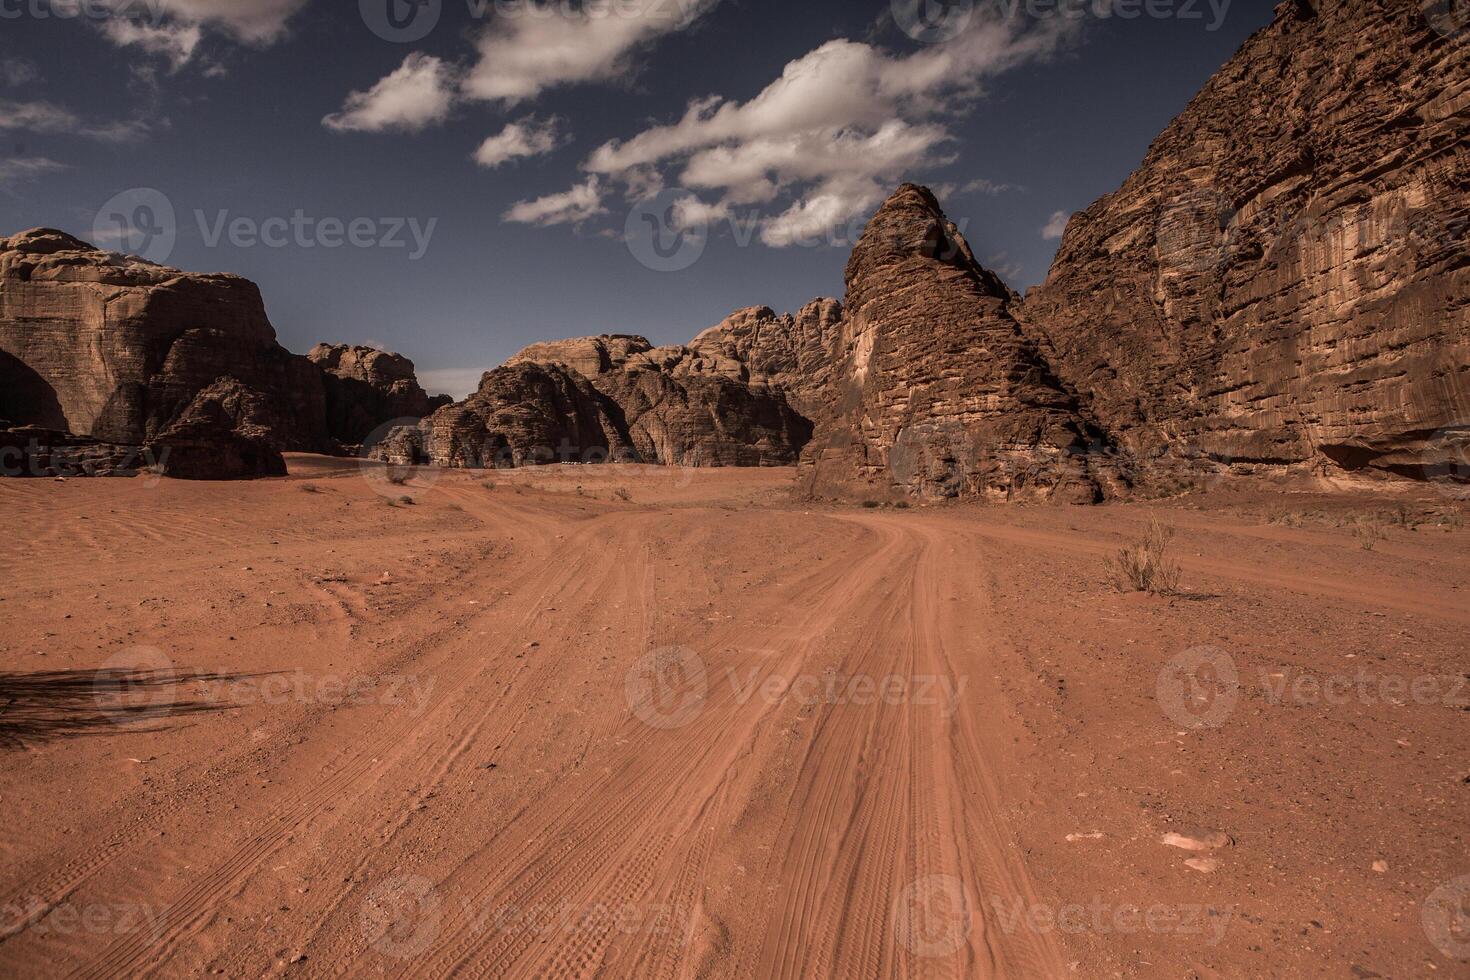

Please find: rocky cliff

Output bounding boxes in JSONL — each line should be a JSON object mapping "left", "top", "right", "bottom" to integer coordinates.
{"left": 308, "top": 343, "right": 451, "bottom": 448}
{"left": 1019, "top": 0, "right": 1470, "bottom": 486}
{"left": 0, "top": 229, "right": 448, "bottom": 478}
{"left": 0, "top": 229, "right": 326, "bottom": 455}
{"left": 775, "top": 185, "right": 1114, "bottom": 502}
{"left": 686, "top": 299, "right": 844, "bottom": 415}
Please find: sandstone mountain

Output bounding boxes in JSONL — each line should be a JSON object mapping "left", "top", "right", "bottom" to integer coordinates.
{"left": 0, "top": 229, "right": 447, "bottom": 478}
{"left": 1019, "top": 0, "right": 1470, "bottom": 486}
{"left": 0, "top": 229, "right": 326, "bottom": 462}
{"left": 764, "top": 185, "right": 1114, "bottom": 502}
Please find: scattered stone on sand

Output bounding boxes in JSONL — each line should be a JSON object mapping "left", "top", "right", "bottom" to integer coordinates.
{"left": 1161, "top": 830, "right": 1232, "bottom": 852}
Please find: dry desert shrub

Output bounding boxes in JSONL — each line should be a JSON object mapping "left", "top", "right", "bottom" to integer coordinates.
{"left": 614, "top": 487, "right": 632, "bottom": 501}
{"left": 1351, "top": 516, "right": 1387, "bottom": 550}
{"left": 1107, "top": 516, "right": 1181, "bottom": 594}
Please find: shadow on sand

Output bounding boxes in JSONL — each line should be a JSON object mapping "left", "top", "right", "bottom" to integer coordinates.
{"left": 0, "top": 667, "right": 253, "bottom": 749}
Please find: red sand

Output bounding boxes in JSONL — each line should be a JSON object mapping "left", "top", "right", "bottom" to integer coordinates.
{"left": 1, "top": 456, "right": 1466, "bottom": 977}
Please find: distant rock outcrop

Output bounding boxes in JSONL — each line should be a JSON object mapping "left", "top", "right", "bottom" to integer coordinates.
{"left": 0, "top": 229, "right": 448, "bottom": 479}
{"left": 501, "top": 333, "right": 814, "bottom": 467}
{"left": 0, "top": 229, "right": 327, "bottom": 454}
{"left": 0, "top": 229, "right": 318, "bottom": 477}
{"left": 308, "top": 343, "right": 451, "bottom": 448}
{"left": 686, "top": 300, "right": 844, "bottom": 414}
{"left": 376, "top": 361, "right": 636, "bottom": 469}
{"left": 1018, "top": 0, "right": 1470, "bottom": 485}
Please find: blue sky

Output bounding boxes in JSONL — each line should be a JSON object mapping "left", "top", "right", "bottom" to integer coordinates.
{"left": 0, "top": 0, "right": 1270, "bottom": 396}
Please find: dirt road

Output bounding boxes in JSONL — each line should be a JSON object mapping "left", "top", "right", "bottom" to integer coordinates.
{"left": 1, "top": 458, "right": 1466, "bottom": 977}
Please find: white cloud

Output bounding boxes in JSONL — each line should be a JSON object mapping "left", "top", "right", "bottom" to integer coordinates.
{"left": 669, "top": 194, "right": 730, "bottom": 231}
{"left": 503, "top": 176, "right": 607, "bottom": 226}
{"left": 99, "top": 0, "right": 307, "bottom": 43}
{"left": 0, "top": 156, "right": 68, "bottom": 185}
{"left": 962, "top": 177, "right": 1020, "bottom": 195}
{"left": 323, "top": 54, "right": 458, "bottom": 134}
{"left": 760, "top": 177, "right": 887, "bottom": 247}
{"left": 463, "top": 0, "right": 720, "bottom": 104}
{"left": 0, "top": 99, "right": 146, "bottom": 141}
{"left": 474, "top": 117, "right": 564, "bottom": 168}
{"left": 1041, "top": 209, "right": 1069, "bottom": 240}
{"left": 81, "top": 0, "right": 306, "bottom": 65}
{"left": 100, "top": 19, "right": 203, "bottom": 69}
{"left": 584, "top": 16, "right": 1074, "bottom": 247}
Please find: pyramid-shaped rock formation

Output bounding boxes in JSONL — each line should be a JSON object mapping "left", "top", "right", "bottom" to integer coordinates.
{"left": 792, "top": 184, "right": 1114, "bottom": 502}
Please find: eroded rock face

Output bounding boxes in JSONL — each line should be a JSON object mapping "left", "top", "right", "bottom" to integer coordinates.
{"left": 0, "top": 229, "right": 454, "bottom": 478}
{"left": 307, "top": 343, "right": 451, "bottom": 447}
{"left": 376, "top": 361, "right": 636, "bottom": 469}
{"left": 1018, "top": 0, "right": 1470, "bottom": 485}
{"left": 795, "top": 184, "right": 1114, "bottom": 502}
{"left": 592, "top": 366, "right": 814, "bottom": 467}
{"left": 686, "top": 299, "right": 844, "bottom": 412}
{"left": 0, "top": 228, "right": 329, "bottom": 454}
{"left": 502, "top": 334, "right": 814, "bottom": 467}
{"left": 506, "top": 335, "right": 653, "bottom": 378}
{"left": 146, "top": 378, "right": 288, "bottom": 480}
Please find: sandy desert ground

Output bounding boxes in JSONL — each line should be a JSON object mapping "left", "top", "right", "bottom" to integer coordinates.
{"left": 0, "top": 457, "right": 1467, "bottom": 978}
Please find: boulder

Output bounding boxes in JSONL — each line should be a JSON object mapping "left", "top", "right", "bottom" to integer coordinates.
{"left": 145, "top": 378, "right": 287, "bottom": 480}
